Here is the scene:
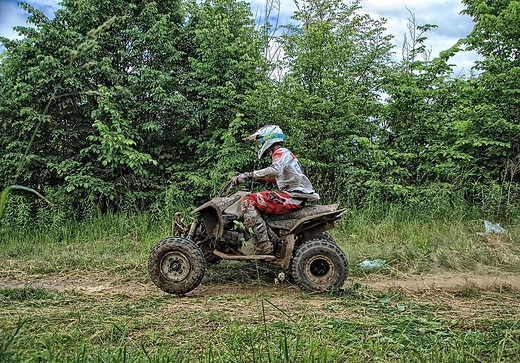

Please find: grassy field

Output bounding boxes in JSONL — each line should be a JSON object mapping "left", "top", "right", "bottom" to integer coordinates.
{"left": 1, "top": 208, "right": 520, "bottom": 362}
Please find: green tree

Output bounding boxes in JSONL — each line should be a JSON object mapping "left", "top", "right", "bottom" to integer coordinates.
{"left": 0, "top": 0, "right": 187, "bottom": 216}
{"left": 379, "top": 16, "right": 466, "bottom": 191}
{"left": 275, "top": 0, "right": 394, "bottom": 203}
{"left": 377, "top": 3, "right": 518, "bottom": 210}
{"left": 461, "top": 0, "right": 520, "bottom": 185}
{"left": 182, "top": 0, "right": 265, "bottom": 195}
{"left": 0, "top": 0, "right": 265, "bottom": 219}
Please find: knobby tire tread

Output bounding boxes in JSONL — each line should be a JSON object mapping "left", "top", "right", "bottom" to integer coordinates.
{"left": 148, "top": 237, "right": 206, "bottom": 295}
{"left": 291, "top": 238, "right": 348, "bottom": 292}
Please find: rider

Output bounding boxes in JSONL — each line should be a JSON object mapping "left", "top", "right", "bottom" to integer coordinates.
{"left": 232, "top": 125, "right": 319, "bottom": 254}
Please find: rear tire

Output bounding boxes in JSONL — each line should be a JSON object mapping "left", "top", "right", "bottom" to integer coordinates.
{"left": 148, "top": 237, "right": 206, "bottom": 294}
{"left": 291, "top": 238, "right": 348, "bottom": 292}
{"left": 301, "top": 231, "right": 336, "bottom": 244}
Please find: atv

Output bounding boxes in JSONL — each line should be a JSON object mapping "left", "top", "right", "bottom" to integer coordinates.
{"left": 148, "top": 181, "right": 349, "bottom": 294}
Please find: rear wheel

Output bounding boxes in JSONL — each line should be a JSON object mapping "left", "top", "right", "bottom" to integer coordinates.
{"left": 291, "top": 238, "right": 348, "bottom": 292}
{"left": 148, "top": 237, "right": 206, "bottom": 294}
{"left": 301, "top": 231, "right": 335, "bottom": 244}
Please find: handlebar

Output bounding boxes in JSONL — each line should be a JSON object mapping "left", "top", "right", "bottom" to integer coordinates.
{"left": 216, "top": 178, "right": 271, "bottom": 198}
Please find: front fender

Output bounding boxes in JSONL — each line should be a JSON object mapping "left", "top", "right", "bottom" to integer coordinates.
{"left": 191, "top": 202, "right": 223, "bottom": 239}
{"left": 190, "top": 195, "right": 243, "bottom": 239}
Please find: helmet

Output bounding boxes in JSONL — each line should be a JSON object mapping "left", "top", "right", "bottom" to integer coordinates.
{"left": 244, "top": 125, "right": 286, "bottom": 159}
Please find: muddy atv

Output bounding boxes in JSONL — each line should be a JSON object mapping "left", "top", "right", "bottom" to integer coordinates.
{"left": 148, "top": 182, "right": 349, "bottom": 294}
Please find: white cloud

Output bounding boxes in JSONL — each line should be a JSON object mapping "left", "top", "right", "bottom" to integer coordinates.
{"left": 358, "top": 0, "right": 479, "bottom": 73}
{"left": 0, "top": 0, "right": 60, "bottom": 40}
{"left": 0, "top": 0, "right": 60, "bottom": 52}
{"left": 0, "top": 0, "right": 31, "bottom": 40}
{"left": 250, "top": 0, "right": 479, "bottom": 74}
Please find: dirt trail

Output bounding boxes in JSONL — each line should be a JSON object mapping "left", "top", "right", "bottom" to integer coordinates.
{"left": 361, "top": 272, "right": 520, "bottom": 293}
{"left": 1, "top": 271, "right": 519, "bottom": 296}
{"left": 1, "top": 271, "right": 519, "bottom": 323}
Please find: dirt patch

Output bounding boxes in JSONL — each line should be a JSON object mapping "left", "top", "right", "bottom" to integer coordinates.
{"left": 359, "top": 271, "right": 519, "bottom": 293}
{"left": 1, "top": 271, "right": 519, "bottom": 296}
{"left": 1, "top": 271, "right": 519, "bottom": 323}
{"left": 0, "top": 272, "right": 153, "bottom": 295}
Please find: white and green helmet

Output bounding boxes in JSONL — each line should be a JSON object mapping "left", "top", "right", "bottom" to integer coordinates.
{"left": 245, "top": 125, "right": 286, "bottom": 159}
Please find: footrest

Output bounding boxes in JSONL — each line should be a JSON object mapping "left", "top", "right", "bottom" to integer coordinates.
{"left": 213, "top": 250, "right": 276, "bottom": 261}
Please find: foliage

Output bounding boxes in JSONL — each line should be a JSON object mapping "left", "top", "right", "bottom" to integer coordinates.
{"left": 0, "top": 185, "right": 51, "bottom": 220}
{"left": 0, "top": 0, "right": 264, "bottom": 220}
{"left": 276, "top": 0, "right": 394, "bottom": 204}
{"left": 2, "top": 0, "right": 520, "bottom": 221}
{"left": 461, "top": 0, "right": 520, "bottom": 187}
{"left": 0, "top": 12, "right": 114, "bottom": 220}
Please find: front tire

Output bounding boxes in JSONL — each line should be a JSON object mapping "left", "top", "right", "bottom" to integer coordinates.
{"left": 148, "top": 237, "right": 206, "bottom": 294}
{"left": 291, "top": 238, "right": 348, "bottom": 292}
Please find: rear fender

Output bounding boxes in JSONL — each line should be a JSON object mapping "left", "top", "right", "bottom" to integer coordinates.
{"left": 289, "top": 208, "right": 347, "bottom": 236}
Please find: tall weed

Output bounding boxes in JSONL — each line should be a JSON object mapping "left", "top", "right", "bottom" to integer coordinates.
{"left": 334, "top": 193, "right": 520, "bottom": 274}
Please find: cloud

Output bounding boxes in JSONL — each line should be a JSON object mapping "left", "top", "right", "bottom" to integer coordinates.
{"left": 360, "top": 0, "right": 479, "bottom": 69}
{"left": 0, "top": 0, "right": 31, "bottom": 40}
{"left": 249, "top": 0, "right": 478, "bottom": 72}
{"left": 0, "top": 0, "right": 60, "bottom": 51}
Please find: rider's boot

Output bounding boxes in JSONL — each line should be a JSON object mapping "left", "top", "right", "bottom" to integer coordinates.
{"left": 241, "top": 203, "right": 273, "bottom": 255}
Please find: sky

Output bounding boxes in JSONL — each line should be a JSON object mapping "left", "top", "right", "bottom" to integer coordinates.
{"left": 360, "top": 0, "right": 479, "bottom": 74}
{"left": 248, "top": 0, "right": 479, "bottom": 75}
{"left": 0, "top": 0, "right": 479, "bottom": 74}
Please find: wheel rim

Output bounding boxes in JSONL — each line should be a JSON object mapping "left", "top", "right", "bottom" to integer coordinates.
{"left": 160, "top": 251, "right": 191, "bottom": 282}
{"left": 305, "top": 255, "right": 335, "bottom": 285}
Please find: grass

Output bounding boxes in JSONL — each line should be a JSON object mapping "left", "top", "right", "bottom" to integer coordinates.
{"left": 0, "top": 205, "right": 520, "bottom": 362}
{"left": 0, "top": 212, "right": 168, "bottom": 278}
{"left": 334, "top": 205, "right": 520, "bottom": 275}
{"left": 0, "top": 282, "right": 518, "bottom": 362}
{"left": 2, "top": 203, "right": 520, "bottom": 278}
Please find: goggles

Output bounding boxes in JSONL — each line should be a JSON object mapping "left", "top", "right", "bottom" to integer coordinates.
{"left": 255, "top": 133, "right": 286, "bottom": 149}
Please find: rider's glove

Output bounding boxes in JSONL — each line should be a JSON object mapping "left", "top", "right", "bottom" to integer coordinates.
{"left": 232, "top": 172, "right": 252, "bottom": 185}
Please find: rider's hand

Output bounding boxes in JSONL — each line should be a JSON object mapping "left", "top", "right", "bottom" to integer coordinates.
{"left": 232, "top": 172, "right": 252, "bottom": 185}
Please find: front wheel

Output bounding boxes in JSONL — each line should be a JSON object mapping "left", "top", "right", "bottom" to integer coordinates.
{"left": 291, "top": 238, "right": 348, "bottom": 292}
{"left": 148, "top": 237, "right": 206, "bottom": 294}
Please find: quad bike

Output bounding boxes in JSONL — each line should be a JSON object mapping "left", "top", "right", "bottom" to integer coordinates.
{"left": 148, "top": 181, "right": 349, "bottom": 294}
